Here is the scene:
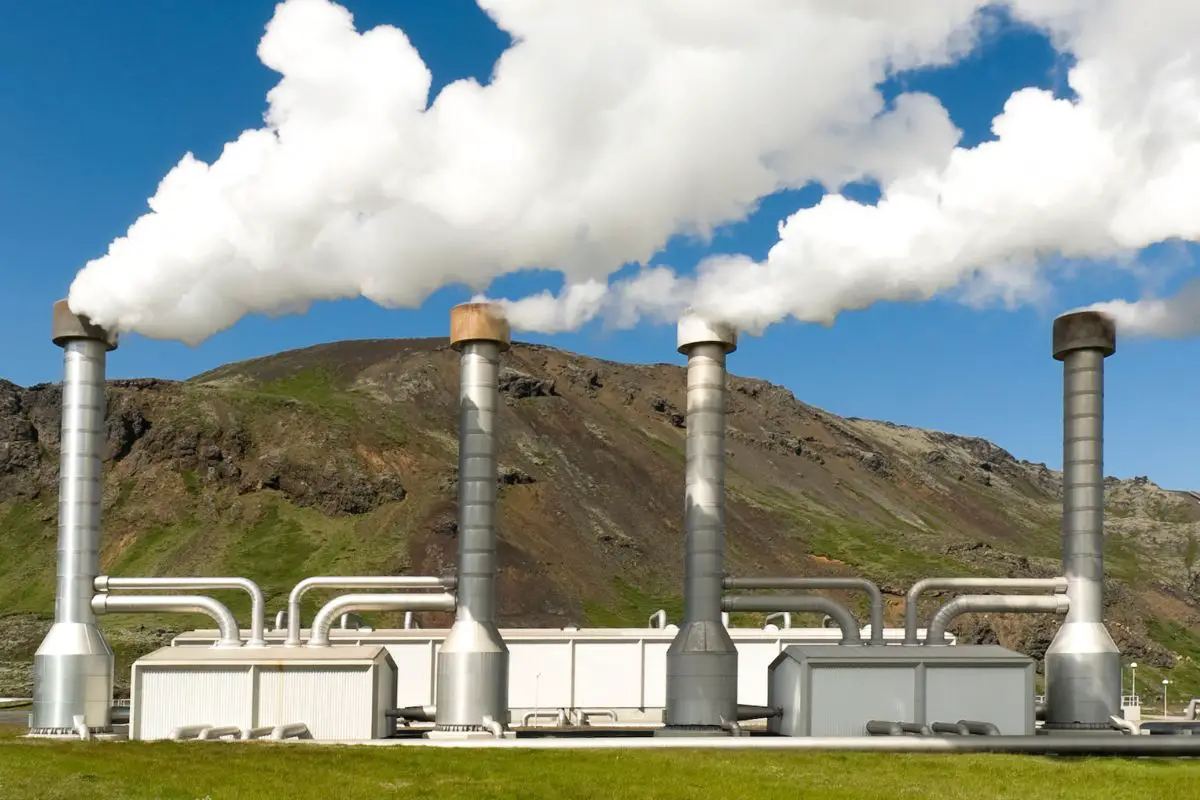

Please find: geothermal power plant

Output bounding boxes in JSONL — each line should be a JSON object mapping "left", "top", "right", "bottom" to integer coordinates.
{"left": 23, "top": 299, "right": 1200, "bottom": 754}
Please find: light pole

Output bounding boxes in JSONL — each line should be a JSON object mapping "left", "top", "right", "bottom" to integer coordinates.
{"left": 1130, "top": 662, "right": 1138, "bottom": 698}
{"left": 1163, "top": 678, "right": 1171, "bottom": 717}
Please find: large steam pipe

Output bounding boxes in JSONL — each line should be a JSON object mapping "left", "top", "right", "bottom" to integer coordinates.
{"left": 661, "top": 314, "right": 740, "bottom": 735}
{"left": 284, "top": 575, "right": 453, "bottom": 646}
{"left": 903, "top": 577, "right": 1068, "bottom": 644}
{"left": 435, "top": 302, "right": 512, "bottom": 732}
{"left": 94, "top": 575, "right": 268, "bottom": 647}
{"left": 31, "top": 300, "right": 118, "bottom": 736}
{"left": 721, "top": 595, "right": 862, "bottom": 645}
{"left": 1045, "top": 311, "right": 1122, "bottom": 728}
{"left": 91, "top": 594, "right": 242, "bottom": 648}
{"left": 724, "top": 577, "right": 884, "bottom": 644}
{"left": 924, "top": 594, "right": 1070, "bottom": 645}
{"left": 307, "top": 593, "right": 456, "bottom": 647}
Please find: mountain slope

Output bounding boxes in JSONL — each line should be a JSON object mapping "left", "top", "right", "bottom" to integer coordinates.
{"left": 2, "top": 337, "right": 1199, "bottom": 701}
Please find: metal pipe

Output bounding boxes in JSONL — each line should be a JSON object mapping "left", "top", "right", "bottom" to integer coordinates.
{"left": 436, "top": 302, "right": 512, "bottom": 732}
{"left": 764, "top": 612, "right": 791, "bottom": 629}
{"left": 648, "top": 610, "right": 667, "bottom": 629}
{"left": 1046, "top": 311, "right": 1122, "bottom": 728}
{"left": 284, "top": 575, "right": 451, "bottom": 646}
{"left": 737, "top": 705, "right": 782, "bottom": 721}
{"left": 94, "top": 575, "right": 268, "bottom": 647}
{"left": 930, "top": 721, "right": 971, "bottom": 736}
{"left": 866, "top": 720, "right": 905, "bottom": 736}
{"left": 307, "top": 593, "right": 456, "bottom": 647}
{"left": 92, "top": 594, "right": 243, "bottom": 648}
{"left": 198, "top": 725, "right": 241, "bottom": 741}
{"left": 725, "top": 577, "right": 885, "bottom": 644}
{"left": 370, "top": 735, "right": 1200, "bottom": 754}
{"left": 31, "top": 300, "right": 119, "bottom": 736}
{"left": 269, "top": 723, "right": 312, "bottom": 741}
{"left": 903, "top": 577, "right": 1067, "bottom": 644}
{"left": 386, "top": 706, "right": 437, "bottom": 723}
{"left": 721, "top": 595, "right": 862, "bottom": 644}
{"left": 959, "top": 720, "right": 1001, "bottom": 736}
{"left": 663, "top": 314, "right": 740, "bottom": 734}
{"left": 924, "top": 594, "right": 1069, "bottom": 644}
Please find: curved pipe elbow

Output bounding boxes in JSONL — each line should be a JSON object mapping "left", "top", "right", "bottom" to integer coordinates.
{"left": 924, "top": 594, "right": 1069, "bottom": 645}
{"left": 721, "top": 594, "right": 862, "bottom": 644}
{"left": 724, "top": 576, "right": 885, "bottom": 643}
{"left": 307, "top": 592, "right": 457, "bottom": 647}
{"left": 94, "top": 575, "right": 266, "bottom": 647}
{"left": 92, "top": 593, "right": 243, "bottom": 648}
{"left": 904, "top": 577, "right": 1069, "bottom": 644}
{"left": 286, "top": 575, "right": 454, "bottom": 646}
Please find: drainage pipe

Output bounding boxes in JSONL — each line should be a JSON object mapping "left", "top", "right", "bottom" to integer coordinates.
{"left": 903, "top": 577, "right": 1067, "bottom": 644}
{"left": 284, "top": 576, "right": 453, "bottom": 646}
{"left": 924, "top": 594, "right": 1069, "bottom": 645}
{"left": 725, "top": 577, "right": 884, "bottom": 645}
{"left": 95, "top": 576, "right": 267, "bottom": 647}
{"left": 307, "top": 593, "right": 456, "bottom": 647}
{"left": 92, "top": 595, "right": 243, "bottom": 648}
{"left": 721, "top": 595, "right": 861, "bottom": 644}
{"left": 31, "top": 301, "right": 119, "bottom": 736}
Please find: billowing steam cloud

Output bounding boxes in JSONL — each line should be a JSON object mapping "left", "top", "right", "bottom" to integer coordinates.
{"left": 68, "top": 0, "right": 1200, "bottom": 343}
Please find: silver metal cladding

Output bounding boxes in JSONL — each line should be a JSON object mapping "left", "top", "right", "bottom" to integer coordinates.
{"left": 31, "top": 302, "right": 117, "bottom": 735}
{"left": 663, "top": 316, "right": 739, "bottom": 733}
{"left": 435, "top": 303, "right": 512, "bottom": 733}
{"left": 1045, "top": 311, "right": 1122, "bottom": 728}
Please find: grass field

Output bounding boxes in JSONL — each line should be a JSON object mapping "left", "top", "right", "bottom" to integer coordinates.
{"left": 0, "top": 726, "right": 1197, "bottom": 800}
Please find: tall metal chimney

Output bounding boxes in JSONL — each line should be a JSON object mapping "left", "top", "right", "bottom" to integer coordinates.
{"left": 30, "top": 300, "right": 117, "bottom": 735}
{"left": 661, "top": 314, "right": 739, "bottom": 735}
{"left": 1044, "top": 310, "right": 1121, "bottom": 728}
{"left": 433, "top": 302, "right": 511, "bottom": 734}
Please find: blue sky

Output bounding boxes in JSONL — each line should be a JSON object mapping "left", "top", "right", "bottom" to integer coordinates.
{"left": 2, "top": 1, "right": 1198, "bottom": 488}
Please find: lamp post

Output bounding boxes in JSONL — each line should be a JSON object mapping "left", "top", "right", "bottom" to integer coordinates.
{"left": 1130, "top": 662, "right": 1138, "bottom": 698}
{"left": 1163, "top": 678, "right": 1171, "bottom": 717}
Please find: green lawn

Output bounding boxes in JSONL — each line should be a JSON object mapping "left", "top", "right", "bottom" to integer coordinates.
{"left": 0, "top": 730, "right": 1196, "bottom": 800}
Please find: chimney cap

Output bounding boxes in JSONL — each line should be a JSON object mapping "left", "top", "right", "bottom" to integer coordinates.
{"left": 677, "top": 313, "right": 737, "bottom": 355}
{"left": 1052, "top": 310, "right": 1115, "bottom": 361}
{"left": 51, "top": 299, "right": 118, "bottom": 351}
{"left": 450, "top": 302, "right": 511, "bottom": 352}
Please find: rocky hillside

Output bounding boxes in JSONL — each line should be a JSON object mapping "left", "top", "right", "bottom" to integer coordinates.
{"left": 2, "top": 337, "right": 1199, "bottom": 703}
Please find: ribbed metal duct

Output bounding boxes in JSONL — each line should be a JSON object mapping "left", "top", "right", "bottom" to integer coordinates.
{"left": 662, "top": 314, "right": 739, "bottom": 735}
{"left": 1044, "top": 310, "right": 1122, "bottom": 728}
{"left": 434, "top": 302, "right": 511, "bottom": 733}
{"left": 30, "top": 301, "right": 118, "bottom": 736}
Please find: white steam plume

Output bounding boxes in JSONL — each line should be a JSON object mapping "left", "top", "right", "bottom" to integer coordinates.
{"left": 69, "top": 0, "right": 991, "bottom": 343}
{"left": 493, "top": 0, "right": 1200, "bottom": 337}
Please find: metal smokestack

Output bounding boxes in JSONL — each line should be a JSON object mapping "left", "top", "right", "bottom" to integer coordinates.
{"left": 434, "top": 302, "right": 511, "bottom": 733}
{"left": 1044, "top": 310, "right": 1121, "bottom": 728}
{"left": 661, "top": 314, "right": 739, "bottom": 734}
{"left": 31, "top": 300, "right": 117, "bottom": 735}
